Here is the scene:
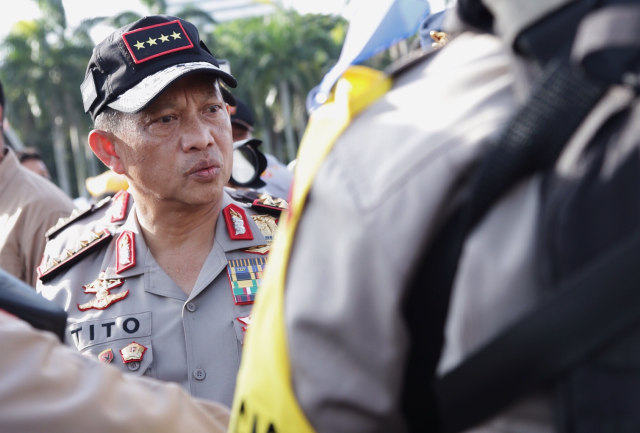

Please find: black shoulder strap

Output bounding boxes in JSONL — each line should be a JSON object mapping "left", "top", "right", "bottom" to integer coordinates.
{"left": 401, "top": 35, "right": 609, "bottom": 433}
{"left": 402, "top": 4, "right": 640, "bottom": 432}
{"left": 434, "top": 217, "right": 640, "bottom": 433}
{"left": 431, "top": 5, "right": 640, "bottom": 432}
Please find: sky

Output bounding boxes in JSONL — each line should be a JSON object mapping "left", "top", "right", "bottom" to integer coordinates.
{"left": 0, "top": 0, "right": 354, "bottom": 43}
{"left": 0, "top": 0, "right": 446, "bottom": 43}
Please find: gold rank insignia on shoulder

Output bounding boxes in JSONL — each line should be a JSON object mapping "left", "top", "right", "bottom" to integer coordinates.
{"left": 227, "top": 257, "right": 266, "bottom": 304}
{"left": 224, "top": 204, "right": 254, "bottom": 240}
{"left": 38, "top": 229, "right": 112, "bottom": 283}
{"left": 78, "top": 274, "right": 128, "bottom": 311}
{"left": 122, "top": 20, "right": 193, "bottom": 64}
{"left": 251, "top": 194, "right": 289, "bottom": 217}
{"left": 45, "top": 196, "right": 112, "bottom": 241}
{"left": 430, "top": 30, "right": 449, "bottom": 48}
{"left": 243, "top": 214, "right": 279, "bottom": 254}
{"left": 251, "top": 214, "right": 278, "bottom": 243}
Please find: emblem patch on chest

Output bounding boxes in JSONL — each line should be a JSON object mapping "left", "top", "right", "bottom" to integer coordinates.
{"left": 78, "top": 275, "right": 128, "bottom": 311}
{"left": 120, "top": 341, "right": 147, "bottom": 363}
{"left": 98, "top": 348, "right": 115, "bottom": 364}
{"left": 227, "top": 257, "right": 266, "bottom": 304}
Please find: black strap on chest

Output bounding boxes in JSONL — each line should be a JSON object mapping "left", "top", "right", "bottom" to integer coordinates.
{"left": 402, "top": 4, "right": 640, "bottom": 432}
{"left": 401, "top": 38, "right": 609, "bottom": 433}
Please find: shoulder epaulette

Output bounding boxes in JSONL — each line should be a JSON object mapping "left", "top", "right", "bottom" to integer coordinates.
{"left": 46, "top": 195, "right": 112, "bottom": 241}
{"left": 38, "top": 229, "right": 113, "bottom": 283}
{"left": 251, "top": 194, "right": 289, "bottom": 217}
{"left": 384, "top": 33, "right": 450, "bottom": 80}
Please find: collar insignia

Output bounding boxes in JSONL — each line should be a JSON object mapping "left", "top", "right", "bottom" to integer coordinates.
{"left": 109, "top": 189, "right": 130, "bottom": 223}
{"left": 116, "top": 230, "right": 136, "bottom": 273}
{"left": 223, "top": 204, "right": 254, "bottom": 240}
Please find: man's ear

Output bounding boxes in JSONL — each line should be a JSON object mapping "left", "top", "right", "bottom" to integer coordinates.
{"left": 88, "top": 130, "right": 124, "bottom": 174}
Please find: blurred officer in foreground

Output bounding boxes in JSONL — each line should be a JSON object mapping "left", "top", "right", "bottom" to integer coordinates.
{"left": 231, "top": 0, "right": 640, "bottom": 431}
{"left": 229, "top": 0, "right": 516, "bottom": 429}
{"left": 0, "top": 80, "right": 76, "bottom": 288}
{"left": 0, "top": 267, "right": 229, "bottom": 433}
{"left": 37, "top": 15, "right": 279, "bottom": 407}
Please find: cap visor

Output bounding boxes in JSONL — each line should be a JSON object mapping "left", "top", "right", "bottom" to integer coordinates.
{"left": 108, "top": 61, "right": 237, "bottom": 113}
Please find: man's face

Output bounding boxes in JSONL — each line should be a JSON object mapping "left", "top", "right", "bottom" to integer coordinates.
{"left": 109, "top": 73, "right": 233, "bottom": 207}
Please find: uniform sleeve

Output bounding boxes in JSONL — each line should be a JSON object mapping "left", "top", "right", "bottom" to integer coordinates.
{"left": 0, "top": 309, "right": 230, "bottom": 433}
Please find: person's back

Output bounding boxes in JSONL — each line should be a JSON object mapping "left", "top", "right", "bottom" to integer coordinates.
{"left": 232, "top": 1, "right": 640, "bottom": 432}
{"left": 0, "top": 80, "right": 75, "bottom": 287}
{"left": 229, "top": 6, "right": 518, "bottom": 431}
{"left": 0, "top": 148, "right": 76, "bottom": 287}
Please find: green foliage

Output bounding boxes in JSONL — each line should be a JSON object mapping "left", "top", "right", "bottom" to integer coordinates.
{"left": 212, "top": 9, "right": 347, "bottom": 161}
{"left": 0, "top": 0, "right": 348, "bottom": 195}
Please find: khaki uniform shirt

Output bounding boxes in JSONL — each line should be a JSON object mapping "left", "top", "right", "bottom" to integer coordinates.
{"left": 37, "top": 191, "right": 277, "bottom": 407}
{"left": 0, "top": 147, "right": 75, "bottom": 287}
{"left": 282, "top": 32, "right": 554, "bottom": 433}
{"left": 0, "top": 308, "right": 229, "bottom": 433}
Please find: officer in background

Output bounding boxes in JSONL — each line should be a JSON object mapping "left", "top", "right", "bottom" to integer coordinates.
{"left": 230, "top": 98, "right": 293, "bottom": 199}
{"left": 37, "top": 15, "right": 279, "bottom": 408}
{"left": 0, "top": 80, "right": 76, "bottom": 288}
{"left": 17, "top": 146, "right": 52, "bottom": 180}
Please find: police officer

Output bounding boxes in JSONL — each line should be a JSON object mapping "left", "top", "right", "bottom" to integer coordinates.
{"left": 0, "top": 80, "right": 76, "bottom": 288}
{"left": 37, "top": 15, "right": 278, "bottom": 408}
{"left": 230, "top": 0, "right": 634, "bottom": 431}
{"left": 227, "top": 1, "right": 532, "bottom": 432}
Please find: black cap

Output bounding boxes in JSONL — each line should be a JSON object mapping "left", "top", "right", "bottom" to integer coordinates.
{"left": 230, "top": 98, "right": 254, "bottom": 131}
{"left": 81, "top": 15, "right": 237, "bottom": 120}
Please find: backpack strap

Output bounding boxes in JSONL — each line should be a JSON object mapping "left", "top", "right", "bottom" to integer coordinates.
{"left": 401, "top": 4, "right": 640, "bottom": 432}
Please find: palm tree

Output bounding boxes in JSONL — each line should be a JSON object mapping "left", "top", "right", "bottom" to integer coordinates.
{"left": 213, "top": 8, "right": 347, "bottom": 162}
{"left": 1, "top": 0, "right": 95, "bottom": 197}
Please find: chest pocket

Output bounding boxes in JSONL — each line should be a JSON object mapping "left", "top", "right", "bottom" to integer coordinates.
{"left": 66, "top": 311, "right": 154, "bottom": 376}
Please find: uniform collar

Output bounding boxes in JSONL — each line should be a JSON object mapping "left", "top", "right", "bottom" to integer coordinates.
{"left": 216, "top": 191, "right": 268, "bottom": 252}
{"left": 99, "top": 192, "right": 268, "bottom": 281}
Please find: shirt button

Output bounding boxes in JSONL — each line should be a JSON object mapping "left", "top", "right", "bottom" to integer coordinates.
{"left": 193, "top": 368, "right": 206, "bottom": 381}
{"left": 185, "top": 302, "right": 197, "bottom": 312}
{"left": 126, "top": 361, "right": 140, "bottom": 371}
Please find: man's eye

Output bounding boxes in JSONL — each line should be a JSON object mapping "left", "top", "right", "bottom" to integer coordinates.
{"left": 207, "top": 104, "right": 222, "bottom": 113}
{"left": 159, "top": 115, "right": 174, "bottom": 124}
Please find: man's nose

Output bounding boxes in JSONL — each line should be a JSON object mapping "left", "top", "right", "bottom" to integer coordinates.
{"left": 181, "top": 116, "right": 216, "bottom": 152}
